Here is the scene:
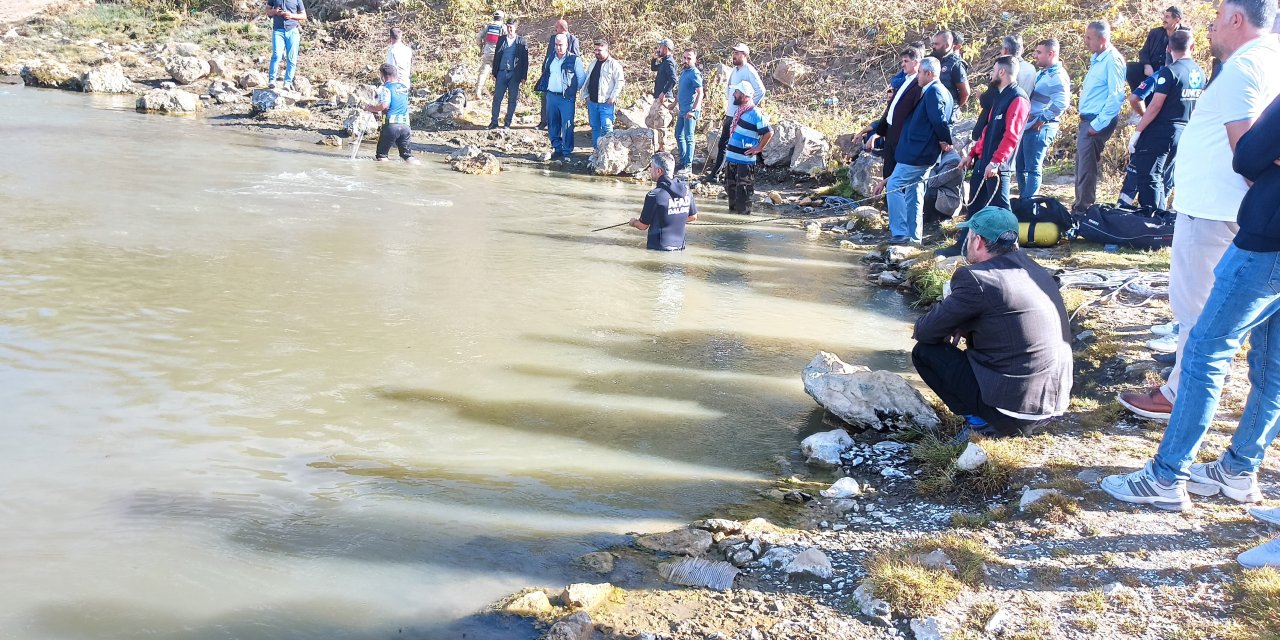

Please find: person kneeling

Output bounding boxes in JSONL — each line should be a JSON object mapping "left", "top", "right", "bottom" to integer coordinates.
{"left": 911, "top": 207, "right": 1073, "bottom": 438}
{"left": 628, "top": 153, "right": 698, "bottom": 250}
{"left": 365, "top": 63, "right": 421, "bottom": 164}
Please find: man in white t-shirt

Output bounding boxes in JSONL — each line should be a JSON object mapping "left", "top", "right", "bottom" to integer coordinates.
{"left": 386, "top": 27, "right": 413, "bottom": 88}
{"left": 1117, "top": 0, "right": 1280, "bottom": 423}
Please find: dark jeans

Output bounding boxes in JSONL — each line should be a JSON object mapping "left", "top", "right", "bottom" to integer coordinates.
{"left": 707, "top": 115, "right": 734, "bottom": 177}
{"left": 967, "top": 159, "right": 1012, "bottom": 212}
{"left": 375, "top": 124, "right": 413, "bottom": 159}
{"left": 537, "top": 90, "right": 547, "bottom": 127}
{"left": 725, "top": 162, "right": 756, "bottom": 214}
{"left": 911, "top": 341, "right": 1031, "bottom": 437}
{"left": 1120, "top": 128, "right": 1180, "bottom": 209}
{"left": 489, "top": 71, "right": 520, "bottom": 128}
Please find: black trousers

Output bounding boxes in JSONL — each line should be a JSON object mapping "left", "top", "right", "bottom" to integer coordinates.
{"left": 725, "top": 162, "right": 756, "bottom": 214}
{"left": 967, "top": 159, "right": 1012, "bottom": 212}
{"left": 707, "top": 115, "right": 734, "bottom": 177}
{"left": 375, "top": 124, "right": 413, "bottom": 159}
{"left": 489, "top": 71, "right": 520, "bottom": 128}
{"left": 537, "top": 90, "right": 548, "bottom": 127}
{"left": 1120, "top": 128, "right": 1180, "bottom": 208}
{"left": 911, "top": 341, "right": 1028, "bottom": 437}
{"left": 1125, "top": 61, "right": 1149, "bottom": 92}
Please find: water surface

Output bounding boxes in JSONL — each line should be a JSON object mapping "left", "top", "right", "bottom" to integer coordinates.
{"left": 0, "top": 87, "right": 916, "bottom": 639}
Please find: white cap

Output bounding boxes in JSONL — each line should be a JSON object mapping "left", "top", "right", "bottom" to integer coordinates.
{"left": 493, "top": 10, "right": 503, "bottom": 20}
{"left": 732, "top": 80, "right": 755, "bottom": 97}
{"left": 732, "top": 42, "right": 750, "bottom": 55}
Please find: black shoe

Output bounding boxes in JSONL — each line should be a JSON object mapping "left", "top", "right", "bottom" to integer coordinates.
{"left": 934, "top": 243, "right": 962, "bottom": 257}
{"left": 1152, "top": 352, "right": 1176, "bottom": 365}
{"left": 549, "top": 151, "right": 564, "bottom": 161}
{"left": 888, "top": 236, "right": 912, "bottom": 245}
{"left": 536, "top": 123, "right": 548, "bottom": 130}
{"left": 487, "top": 124, "right": 499, "bottom": 130}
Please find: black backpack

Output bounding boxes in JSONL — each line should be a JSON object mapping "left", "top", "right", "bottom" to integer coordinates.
{"left": 1072, "top": 203, "right": 1177, "bottom": 249}
{"left": 1012, "top": 196, "right": 1073, "bottom": 247}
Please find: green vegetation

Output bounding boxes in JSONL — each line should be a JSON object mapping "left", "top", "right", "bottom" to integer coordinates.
{"left": 863, "top": 555, "right": 966, "bottom": 618}
{"left": 901, "top": 532, "right": 995, "bottom": 585}
{"left": 1234, "top": 568, "right": 1280, "bottom": 640}
{"left": 906, "top": 258, "right": 958, "bottom": 307}
{"left": 914, "top": 433, "right": 1025, "bottom": 497}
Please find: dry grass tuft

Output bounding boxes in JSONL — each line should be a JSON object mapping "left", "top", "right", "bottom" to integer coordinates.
{"left": 864, "top": 555, "right": 965, "bottom": 618}
{"left": 901, "top": 532, "right": 995, "bottom": 586}
{"left": 914, "top": 434, "right": 1026, "bottom": 497}
{"left": 1234, "top": 567, "right": 1280, "bottom": 640}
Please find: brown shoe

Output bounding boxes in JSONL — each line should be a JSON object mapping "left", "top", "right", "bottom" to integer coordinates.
{"left": 1117, "top": 388, "right": 1172, "bottom": 421}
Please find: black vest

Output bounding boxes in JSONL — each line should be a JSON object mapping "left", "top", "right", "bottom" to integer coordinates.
{"left": 977, "top": 84, "right": 1028, "bottom": 169}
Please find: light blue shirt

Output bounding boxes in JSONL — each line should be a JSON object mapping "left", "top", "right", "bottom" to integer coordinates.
{"left": 546, "top": 54, "right": 586, "bottom": 94}
{"left": 1078, "top": 45, "right": 1126, "bottom": 131}
{"left": 1028, "top": 62, "right": 1071, "bottom": 125}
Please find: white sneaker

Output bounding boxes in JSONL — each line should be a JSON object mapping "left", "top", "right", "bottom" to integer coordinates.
{"left": 1249, "top": 506, "right": 1280, "bottom": 526}
{"left": 1100, "top": 462, "right": 1193, "bottom": 512}
{"left": 1238, "top": 537, "right": 1280, "bottom": 568}
{"left": 1151, "top": 321, "right": 1179, "bottom": 337}
{"left": 1147, "top": 334, "right": 1178, "bottom": 353}
{"left": 1187, "top": 460, "right": 1263, "bottom": 503}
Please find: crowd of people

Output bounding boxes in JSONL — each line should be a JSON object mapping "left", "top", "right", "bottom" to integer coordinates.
{"left": 256, "top": 0, "right": 1280, "bottom": 567}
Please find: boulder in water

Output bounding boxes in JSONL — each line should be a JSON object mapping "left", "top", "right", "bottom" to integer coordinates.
{"left": 136, "top": 88, "right": 201, "bottom": 114}
{"left": 450, "top": 152, "right": 501, "bottom": 175}
{"left": 802, "top": 351, "right": 941, "bottom": 431}
{"left": 799, "top": 429, "right": 853, "bottom": 467}
{"left": 342, "top": 109, "right": 378, "bottom": 137}
{"left": 635, "top": 527, "right": 713, "bottom": 556}
{"left": 166, "top": 56, "right": 210, "bottom": 85}
{"left": 80, "top": 62, "right": 131, "bottom": 93}
{"left": 589, "top": 128, "right": 656, "bottom": 175}
{"left": 21, "top": 61, "right": 82, "bottom": 90}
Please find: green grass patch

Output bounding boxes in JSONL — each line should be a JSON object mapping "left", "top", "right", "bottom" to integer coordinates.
{"left": 901, "top": 533, "right": 995, "bottom": 586}
{"left": 863, "top": 556, "right": 965, "bottom": 618}
{"left": 1234, "top": 567, "right": 1280, "bottom": 640}
{"left": 914, "top": 434, "right": 1025, "bottom": 498}
{"left": 906, "top": 259, "right": 958, "bottom": 307}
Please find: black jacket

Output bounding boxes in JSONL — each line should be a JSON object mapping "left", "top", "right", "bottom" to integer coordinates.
{"left": 1139, "top": 25, "right": 1191, "bottom": 69}
{"left": 914, "top": 250, "right": 1072, "bottom": 416}
{"left": 651, "top": 55, "right": 677, "bottom": 97}
{"left": 492, "top": 35, "right": 530, "bottom": 83}
{"left": 1232, "top": 93, "right": 1280, "bottom": 253}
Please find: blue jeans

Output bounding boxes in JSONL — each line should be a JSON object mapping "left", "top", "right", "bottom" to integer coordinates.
{"left": 1015, "top": 121, "right": 1058, "bottom": 198}
{"left": 547, "top": 93, "right": 576, "bottom": 156}
{"left": 1152, "top": 246, "right": 1280, "bottom": 484}
{"left": 587, "top": 101, "right": 615, "bottom": 150}
{"left": 886, "top": 163, "right": 929, "bottom": 242}
{"left": 675, "top": 111, "right": 698, "bottom": 170}
{"left": 270, "top": 28, "right": 300, "bottom": 84}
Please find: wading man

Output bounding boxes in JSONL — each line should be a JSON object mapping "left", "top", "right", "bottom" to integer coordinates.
{"left": 912, "top": 206, "right": 1072, "bottom": 439}
{"left": 265, "top": 0, "right": 307, "bottom": 91}
{"left": 628, "top": 153, "right": 699, "bottom": 250}
{"left": 365, "top": 63, "right": 420, "bottom": 165}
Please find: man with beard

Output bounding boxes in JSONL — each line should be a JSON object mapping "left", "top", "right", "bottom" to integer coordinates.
{"left": 930, "top": 30, "right": 970, "bottom": 116}
{"left": 704, "top": 43, "right": 766, "bottom": 182}
{"left": 722, "top": 81, "right": 774, "bottom": 215}
{"left": 581, "top": 39, "right": 625, "bottom": 151}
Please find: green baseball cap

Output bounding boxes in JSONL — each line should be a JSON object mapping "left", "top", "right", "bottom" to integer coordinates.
{"left": 957, "top": 206, "right": 1019, "bottom": 242}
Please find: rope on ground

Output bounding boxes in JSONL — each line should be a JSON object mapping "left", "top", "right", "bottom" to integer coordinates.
{"left": 1058, "top": 268, "right": 1170, "bottom": 323}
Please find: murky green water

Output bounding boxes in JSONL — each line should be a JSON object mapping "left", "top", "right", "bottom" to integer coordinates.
{"left": 0, "top": 86, "right": 916, "bottom": 639}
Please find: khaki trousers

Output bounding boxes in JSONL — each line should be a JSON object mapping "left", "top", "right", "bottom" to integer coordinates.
{"left": 1161, "top": 214, "right": 1240, "bottom": 401}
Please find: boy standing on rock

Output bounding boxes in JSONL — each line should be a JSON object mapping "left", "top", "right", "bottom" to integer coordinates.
{"left": 265, "top": 0, "right": 307, "bottom": 91}
{"left": 365, "top": 63, "right": 420, "bottom": 164}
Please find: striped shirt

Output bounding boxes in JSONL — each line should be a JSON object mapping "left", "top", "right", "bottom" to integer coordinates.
{"left": 1027, "top": 62, "right": 1070, "bottom": 125}
{"left": 724, "top": 108, "right": 771, "bottom": 165}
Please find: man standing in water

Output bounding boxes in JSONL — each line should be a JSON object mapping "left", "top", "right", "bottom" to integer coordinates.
{"left": 265, "top": 0, "right": 307, "bottom": 91}
{"left": 704, "top": 43, "right": 766, "bottom": 183}
{"left": 365, "top": 63, "right": 420, "bottom": 165}
{"left": 629, "top": 154, "right": 698, "bottom": 250}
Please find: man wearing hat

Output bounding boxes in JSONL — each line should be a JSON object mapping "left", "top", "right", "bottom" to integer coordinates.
{"left": 648, "top": 38, "right": 679, "bottom": 152}
{"left": 705, "top": 43, "right": 766, "bottom": 182}
{"left": 475, "top": 10, "right": 505, "bottom": 98}
{"left": 911, "top": 206, "right": 1073, "bottom": 439}
{"left": 722, "top": 80, "right": 773, "bottom": 215}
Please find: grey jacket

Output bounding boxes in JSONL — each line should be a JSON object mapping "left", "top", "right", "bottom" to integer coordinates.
{"left": 913, "top": 250, "right": 1072, "bottom": 416}
{"left": 927, "top": 148, "right": 964, "bottom": 217}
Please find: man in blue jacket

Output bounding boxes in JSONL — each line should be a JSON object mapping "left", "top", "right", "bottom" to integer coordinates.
{"left": 886, "top": 57, "right": 954, "bottom": 245}
{"left": 1102, "top": 92, "right": 1280, "bottom": 532}
{"left": 628, "top": 153, "right": 699, "bottom": 250}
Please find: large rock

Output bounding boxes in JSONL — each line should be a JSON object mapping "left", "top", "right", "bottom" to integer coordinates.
{"left": 846, "top": 152, "right": 883, "bottom": 197}
{"left": 614, "top": 94, "right": 654, "bottom": 130}
{"left": 799, "top": 429, "right": 853, "bottom": 467}
{"left": 349, "top": 83, "right": 380, "bottom": 107}
{"left": 635, "top": 528, "right": 713, "bottom": 556}
{"left": 772, "top": 58, "right": 810, "bottom": 87}
{"left": 451, "top": 152, "right": 502, "bottom": 175}
{"left": 318, "top": 78, "right": 351, "bottom": 101}
{"left": 423, "top": 88, "right": 467, "bottom": 120}
{"left": 559, "top": 583, "right": 612, "bottom": 611}
{"left": 136, "top": 88, "right": 201, "bottom": 113}
{"left": 292, "top": 75, "right": 313, "bottom": 97}
{"left": 658, "top": 557, "right": 739, "bottom": 591}
{"left": 207, "top": 56, "right": 230, "bottom": 78}
{"left": 802, "top": 351, "right": 941, "bottom": 431}
{"left": 576, "top": 551, "right": 615, "bottom": 574}
{"left": 251, "top": 88, "right": 294, "bottom": 114}
{"left": 784, "top": 548, "right": 833, "bottom": 581}
{"left": 166, "top": 56, "right": 210, "bottom": 84}
{"left": 21, "top": 61, "right": 82, "bottom": 90}
{"left": 80, "top": 62, "right": 131, "bottom": 93}
{"left": 833, "top": 132, "right": 862, "bottom": 161}
{"left": 544, "top": 612, "right": 593, "bottom": 640}
{"left": 852, "top": 580, "right": 893, "bottom": 626}
{"left": 236, "top": 70, "right": 268, "bottom": 90}
{"left": 789, "top": 124, "right": 829, "bottom": 174}
{"left": 343, "top": 109, "right": 378, "bottom": 137}
{"left": 504, "top": 590, "right": 553, "bottom": 616}
{"left": 207, "top": 79, "right": 240, "bottom": 104}
{"left": 590, "top": 128, "right": 657, "bottom": 175}
{"left": 761, "top": 120, "right": 800, "bottom": 167}
{"left": 444, "top": 64, "right": 470, "bottom": 90}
